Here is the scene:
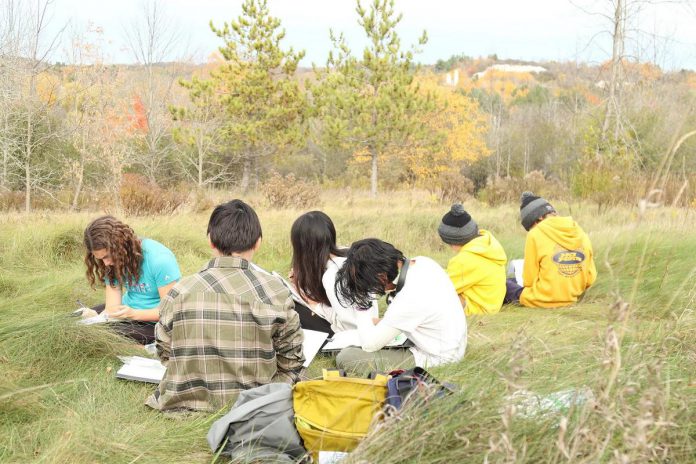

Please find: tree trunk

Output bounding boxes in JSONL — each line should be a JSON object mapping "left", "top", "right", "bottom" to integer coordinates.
{"left": 1, "top": 143, "right": 6, "bottom": 189}
{"left": 252, "top": 157, "right": 259, "bottom": 192}
{"left": 109, "top": 150, "right": 123, "bottom": 214}
{"left": 493, "top": 114, "right": 501, "bottom": 178}
{"left": 370, "top": 104, "right": 378, "bottom": 198}
{"left": 114, "top": 169, "right": 123, "bottom": 214}
{"left": 523, "top": 137, "right": 529, "bottom": 175}
{"left": 24, "top": 110, "right": 32, "bottom": 212}
{"left": 1, "top": 115, "right": 9, "bottom": 189}
{"left": 602, "top": 0, "right": 623, "bottom": 142}
{"left": 198, "top": 145, "right": 204, "bottom": 189}
{"left": 240, "top": 158, "right": 251, "bottom": 193}
{"left": 71, "top": 156, "right": 84, "bottom": 211}
{"left": 370, "top": 145, "right": 378, "bottom": 198}
{"left": 506, "top": 147, "right": 511, "bottom": 178}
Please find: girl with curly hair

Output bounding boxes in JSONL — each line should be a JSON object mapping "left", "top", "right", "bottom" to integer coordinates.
{"left": 83, "top": 215, "right": 181, "bottom": 344}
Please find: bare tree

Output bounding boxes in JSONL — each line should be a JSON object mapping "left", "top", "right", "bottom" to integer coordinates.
{"left": 61, "top": 24, "right": 111, "bottom": 210}
{"left": 571, "top": 0, "right": 692, "bottom": 143}
{"left": 170, "top": 74, "right": 229, "bottom": 188}
{"left": 1, "top": 0, "right": 66, "bottom": 211}
{"left": 122, "top": 0, "right": 183, "bottom": 184}
{"left": 0, "top": 0, "right": 26, "bottom": 191}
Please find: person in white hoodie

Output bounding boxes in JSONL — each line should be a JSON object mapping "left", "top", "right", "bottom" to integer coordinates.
{"left": 334, "top": 239, "right": 467, "bottom": 375}
{"left": 289, "top": 211, "right": 378, "bottom": 334}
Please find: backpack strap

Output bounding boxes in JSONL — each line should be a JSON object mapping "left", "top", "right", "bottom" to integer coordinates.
{"left": 366, "top": 371, "right": 390, "bottom": 383}
{"left": 322, "top": 368, "right": 346, "bottom": 379}
{"left": 386, "top": 257, "right": 410, "bottom": 305}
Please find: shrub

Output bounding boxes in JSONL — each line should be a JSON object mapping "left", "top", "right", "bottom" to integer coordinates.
{"left": 120, "top": 174, "right": 187, "bottom": 216}
{"left": 187, "top": 189, "right": 215, "bottom": 214}
{"left": 48, "top": 229, "right": 84, "bottom": 264}
{"left": 435, "top": 171, "right": 475, "bottom": 204}
{"left": 0, "top": 190, "right": 64, "bottom": 211}
{"left": 571, "top": 156, "right": 637, "bottom": 211}
{"left": 0, "top": 191, "right": 25, "bottom": 211}
{"left": 479, "top": 170, "right": 566, "bottom": 206}
{"left": 260, "top": 172, "right": 322, "bottom": 209}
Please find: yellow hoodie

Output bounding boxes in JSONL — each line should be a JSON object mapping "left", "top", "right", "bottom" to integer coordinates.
{"left": 520, "top": 216, "right": 597, "bottom": 308}
{"left": 447, "top": 229, "right": 507, "bottom": 315}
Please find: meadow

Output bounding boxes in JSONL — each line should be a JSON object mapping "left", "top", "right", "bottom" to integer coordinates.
{"left": 1, "top": 191, "right": 694, "bottom": 463}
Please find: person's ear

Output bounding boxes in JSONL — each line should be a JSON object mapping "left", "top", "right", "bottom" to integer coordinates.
{"left": 252, "top": 236, "right": 262, "bottom": 252}
{"left": 208, "top": 235, "right": 221, "bottom": 257}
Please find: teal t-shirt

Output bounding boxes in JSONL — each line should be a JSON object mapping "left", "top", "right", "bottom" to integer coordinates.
{"left": 119, "top": 238, "right": 181, "bottom": 309}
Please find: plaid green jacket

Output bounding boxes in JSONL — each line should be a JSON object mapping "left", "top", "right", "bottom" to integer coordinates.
{"left": 145, "top": 256, "right": 305, "bottom": 412}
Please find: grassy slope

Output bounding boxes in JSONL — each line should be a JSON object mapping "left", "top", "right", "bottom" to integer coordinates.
{"left": 1, "top": 194, "right": 694, "bottom": 463}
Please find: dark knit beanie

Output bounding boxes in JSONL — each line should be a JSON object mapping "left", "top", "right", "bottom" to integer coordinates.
{"left": 520, "top": 191, "right": 555, "bottom": 231}
{"left": 438, "top": 204, "right": 479, "bottom": 245}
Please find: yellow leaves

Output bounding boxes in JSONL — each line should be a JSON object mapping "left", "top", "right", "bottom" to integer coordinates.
{"left": 351, "top": 146, "right": 372, "bottom": 163}
{"left": 474, "top": 72, "right": 533, "bottom": 103}
{"left": 397, "top": 79, "right": 489, "bottom": 185}
{"left": 35, "top": 72, "right": 60, "bottom": 105}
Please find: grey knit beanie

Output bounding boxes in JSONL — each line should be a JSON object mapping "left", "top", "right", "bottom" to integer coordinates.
{"left": 438, "top": 203, "right": 479, "bottom": 245}
{"left": 519, "top": 191, "right": 555, "bottom": 231}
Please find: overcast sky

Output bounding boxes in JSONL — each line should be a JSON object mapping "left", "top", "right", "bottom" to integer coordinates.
{"left": 46, "top": 0, "right": 696, "bottom": 70}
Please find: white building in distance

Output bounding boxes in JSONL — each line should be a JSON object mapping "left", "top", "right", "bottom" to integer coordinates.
{"left": 473, "top": 64, "right": 547, "bottom": 80}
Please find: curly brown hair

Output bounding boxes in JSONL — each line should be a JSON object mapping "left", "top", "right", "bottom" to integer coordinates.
{"left": 84, "top": 216, "right": 143, "bottom": 289}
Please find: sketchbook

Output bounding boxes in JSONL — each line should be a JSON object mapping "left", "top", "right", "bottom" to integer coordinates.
{"left": 113, "top": 329, "right": 326, "bottom": 384}
{"left": 507, "top": 259, "right": 524, "bottom": 286}
{"left": 78, "top": 313, "right": 110, "bottom": 325}
{"left": 301, "top": 329, "right": 329, "bottom": 367}
{"left": 116, "top": 356, "right": 166, "bottom": 384}
{"left": 321, "top": 330, "right": 409, "bottom": 352}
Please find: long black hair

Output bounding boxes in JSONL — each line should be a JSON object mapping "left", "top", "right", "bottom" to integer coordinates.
{"left": 334, "top": 238, "right": 404, "bottom": 310}
{"left": 291, "top": 211, "right": 346, "bottom": 307}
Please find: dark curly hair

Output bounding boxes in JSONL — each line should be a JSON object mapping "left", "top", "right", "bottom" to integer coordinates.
{"left": 84, "top": 216, "right": 143, "bottom": 289}
{"left": 334, "top": 238, "right": 404, "bottom": 310}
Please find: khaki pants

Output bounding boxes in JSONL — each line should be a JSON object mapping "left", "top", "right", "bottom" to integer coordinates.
{"left": 336, "top": 347, "right": 415, "bottom": 376}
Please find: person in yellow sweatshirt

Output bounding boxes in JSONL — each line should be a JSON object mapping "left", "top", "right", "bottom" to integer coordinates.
{"left": 504, "top": 192, "right": 597, "bottom": 308}
{"left": 438, "top": 204, "right": 507, "bottom": 315}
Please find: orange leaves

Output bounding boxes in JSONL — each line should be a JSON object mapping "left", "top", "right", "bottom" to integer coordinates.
{"left": 687, "top": 74, "right": 696, "bottom": 91}
{"left": 129, "top": 95, "right": 149, "bottom": 134}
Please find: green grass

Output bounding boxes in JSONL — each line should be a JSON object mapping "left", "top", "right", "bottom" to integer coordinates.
{"left": 1, "top": 192, "right": 694, "bottom": 463}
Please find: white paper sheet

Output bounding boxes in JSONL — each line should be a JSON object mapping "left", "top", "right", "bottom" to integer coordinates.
{"left": 322, "top": 330, "right": 408, "bottom": 352}
{"left": 507, "top": 259, "right": 524, "bottom": 286}
{"left": 78, "top": 313, "right": 109, "bottom": 325}
{"left": 116, "top": 356, "right": 166, "bottom": 383}
{"left": 302, "top": 329, "right": 329, "bottom": 367}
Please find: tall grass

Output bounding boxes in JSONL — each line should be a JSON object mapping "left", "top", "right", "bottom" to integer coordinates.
{"left": 1, "top": 191, "right": 694, "bottom": 463}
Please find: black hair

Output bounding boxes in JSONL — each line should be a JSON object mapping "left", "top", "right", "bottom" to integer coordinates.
{"left": 207, "top": 199, "right": 262, "bottom": 255}
{"left": 291, "top": 211, "right": 346, "bottom": 307}
{"left": 334, "top": 238, "right": 404, "bottom": 310}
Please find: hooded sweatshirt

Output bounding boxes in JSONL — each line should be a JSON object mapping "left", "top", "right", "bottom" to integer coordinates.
{"left": 520, "top": 216, "right": 597, "bottom": 308}
{"left": 447, "top": 229, "right": 507, "bottom": 315}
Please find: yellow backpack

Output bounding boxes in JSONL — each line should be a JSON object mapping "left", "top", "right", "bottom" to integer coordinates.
{"left": 293, "top": 369, "right": 389, "bottom": 455}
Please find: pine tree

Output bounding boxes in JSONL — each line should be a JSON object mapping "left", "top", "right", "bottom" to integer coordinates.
{"left": 209, "top": 0, "right": 306, "bottom": 192}
{"left": 311, "top": 0, "right": 434, "bottom": 197}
